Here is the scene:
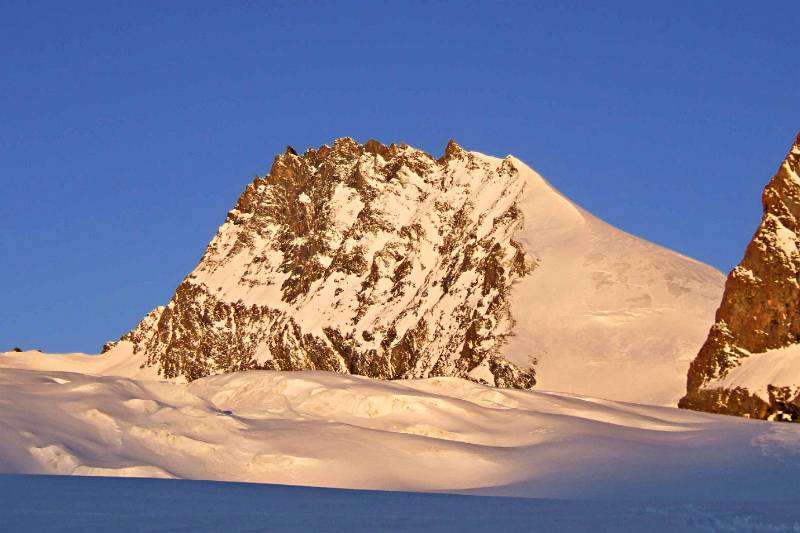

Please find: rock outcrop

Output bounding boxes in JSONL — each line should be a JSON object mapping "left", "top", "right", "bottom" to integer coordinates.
{"left": 680, "top": 134, "right": 800, "bottom": 421}
{"left": 111, "top": 139, "right": 536, "bottom": 387}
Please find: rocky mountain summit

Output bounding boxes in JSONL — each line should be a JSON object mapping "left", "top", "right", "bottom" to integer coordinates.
{"left": 680, "top": 134, "right": 800, "bottom": 421}
{"left": 102, "top": 138, "right": 723, "bottom": 403}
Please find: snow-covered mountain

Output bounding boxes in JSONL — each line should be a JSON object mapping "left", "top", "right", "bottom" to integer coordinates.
{"left": 64, "top": 138, "right": 723, "bottom": 405}
{"left": 681, "top": 134, "right": 800, "bottom": 420}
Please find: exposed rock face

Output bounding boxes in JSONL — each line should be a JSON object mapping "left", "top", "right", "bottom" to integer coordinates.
{"left": 680, "top": 134, "right": 800, "bottom": 421}
{"left": 105, "top": 138, "right": 723, "bottom": 402}
{"left": 113, "top": 139, "right": 536, "bottom": 387}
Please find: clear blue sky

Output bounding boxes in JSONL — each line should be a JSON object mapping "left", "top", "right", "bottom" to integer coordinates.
{"left": 1, "top": 1, "right": 798, "bottom": 353}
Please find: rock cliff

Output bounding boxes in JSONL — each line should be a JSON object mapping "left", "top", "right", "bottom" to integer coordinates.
{"left": 680, "top": 134, "right": 800, "bottom": 420}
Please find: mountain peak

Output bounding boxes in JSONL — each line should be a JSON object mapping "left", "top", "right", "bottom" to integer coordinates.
{"left": 681, "top": 134, "right": 800, "bottom": 420}
{"left": 102, "top": 138, "right": 722, "bottom": 405}
{"left": 438, "top": 138, "right": 464, "bottom": 163}
{"left": 111, "top": 138, "right": 540, "bottom": 386}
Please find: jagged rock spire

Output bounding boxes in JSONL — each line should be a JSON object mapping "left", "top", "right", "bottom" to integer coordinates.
{"left": 439, "top": 139, "right": 464, "bottom": 163}
{"left": 680, "top": 133, "right": 800, "bottom": 420}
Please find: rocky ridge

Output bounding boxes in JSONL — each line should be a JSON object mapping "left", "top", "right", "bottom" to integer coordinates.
{"left": 680, "top": 134, "right": 800, "bottom": 421}
{"left": 109, "top": 139, "right": 537, "bottom": 387}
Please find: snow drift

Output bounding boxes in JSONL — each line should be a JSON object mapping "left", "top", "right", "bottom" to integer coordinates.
{"left": 1, "top": 364, "right": 799, "bottom": 500}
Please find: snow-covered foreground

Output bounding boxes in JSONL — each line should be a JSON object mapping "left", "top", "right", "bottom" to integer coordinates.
{"left": 3, "top": 474, "right": 800, "bottom": 533}
{"left": 2, "top": 365, "right": 800, "bottom": 501}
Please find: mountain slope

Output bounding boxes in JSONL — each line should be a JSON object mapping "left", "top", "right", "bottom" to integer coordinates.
{"left": 74, "top": 139, "right": 719, "bottom": 404}
{"left": 502, "top": 179, "right": 722, "bottom": 404}
{"left": 681, "top": 134, "right": 800, "bottom": 420}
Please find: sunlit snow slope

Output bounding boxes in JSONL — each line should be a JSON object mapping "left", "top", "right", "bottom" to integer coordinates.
{"left": 1, "top": 366, "right": 798, "bottom": 500}
{"left": 502, "top": 155, "right": 723, "bottom": 404}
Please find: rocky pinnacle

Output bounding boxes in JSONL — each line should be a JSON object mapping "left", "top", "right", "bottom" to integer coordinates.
{"left": 680, "top": 134, "right": 800, "bottom": 420}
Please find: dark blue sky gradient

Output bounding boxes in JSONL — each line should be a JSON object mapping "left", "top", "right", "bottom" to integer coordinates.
{"left": 1, "top": 1, "right": 798, "bottom": 353}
